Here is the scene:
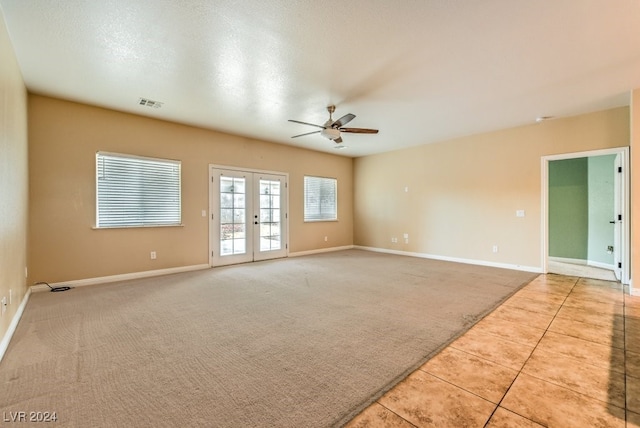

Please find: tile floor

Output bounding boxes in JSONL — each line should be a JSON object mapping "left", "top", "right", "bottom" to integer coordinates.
{"left": 345, "top": 274, "right": 640, "bottom": 427}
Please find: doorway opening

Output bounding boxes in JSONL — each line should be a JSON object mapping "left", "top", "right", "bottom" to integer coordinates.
{"left": 209, "top": 165, "right": 288, "bottom": 267}
{"left": 541, "top": 147, "right": 630, "bottom": 284}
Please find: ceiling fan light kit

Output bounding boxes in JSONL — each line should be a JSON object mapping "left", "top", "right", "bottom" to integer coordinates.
{"left": 289, "top": 105, "right": 379, "bottom": 145}
{"left": 321, "top": 127, "right": 341, "bottom": 140}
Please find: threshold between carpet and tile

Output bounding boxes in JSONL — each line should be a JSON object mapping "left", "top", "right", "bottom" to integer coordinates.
{"left": 346, "top": 274, "right": 638, "bottom": 428}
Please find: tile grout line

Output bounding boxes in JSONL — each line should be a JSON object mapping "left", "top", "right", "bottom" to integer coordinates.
{"left": 416, "top": 367, "right": 502, "bottom": 405}
{"left": 482, "top": 275, "right": 581, "bottom": 427}
{"left": 371, "top": 402, "right": 419, "bottom": 428}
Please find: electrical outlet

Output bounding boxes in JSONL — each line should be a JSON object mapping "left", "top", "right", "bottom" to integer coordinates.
{"left": 150, "top": 251, "right": 157, "bottom": 260}
{"left": 492, "top": 245, "right": 499, "bottom": 253}
{"left": 9, "top": 289, "right": 12, "bottom": 305}
{"left": 324, "top": 236, "right": 328, "bottom": 242}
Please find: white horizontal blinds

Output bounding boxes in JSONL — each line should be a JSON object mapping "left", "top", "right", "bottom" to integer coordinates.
{"left": 304, "top": 176, "right": 337, "bottom": 221}
{"left": 96, "top": 152, "right": 181, "bottom": 227}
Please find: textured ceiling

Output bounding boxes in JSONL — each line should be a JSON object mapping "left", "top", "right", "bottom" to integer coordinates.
{"left": 2, "top": 1, "right": 640, "bottom": 157}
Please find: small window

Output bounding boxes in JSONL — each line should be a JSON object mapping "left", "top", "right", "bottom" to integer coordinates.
{"left": 96, "top": 152, "right": 181, "bottom": 228}
{"left": 304, "top": 176, "right": 337, "bottom": 221}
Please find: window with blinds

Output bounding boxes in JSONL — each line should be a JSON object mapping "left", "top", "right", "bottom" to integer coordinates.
{"left": 304, "top": 176, "right": 337, "bottom": 221}
{"left": 96, "top": 152, "right": 181, "bottom": 228}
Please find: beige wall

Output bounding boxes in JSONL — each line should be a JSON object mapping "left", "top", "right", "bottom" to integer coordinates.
{"left": 28, "top": 95, "right": 353, "bottom": 283}
{"left": 354, "top": 107, "right": 629, "bottom": 270}
{"left": 0, "top": 10, "right": 29, "bottom": 339}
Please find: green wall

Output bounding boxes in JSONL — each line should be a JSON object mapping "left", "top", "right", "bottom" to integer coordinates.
{"left": 549, "top": 155, "right": 616, "bottom": 266}
{"left": 549, "top": 158, "right": 588, "bottom": 260}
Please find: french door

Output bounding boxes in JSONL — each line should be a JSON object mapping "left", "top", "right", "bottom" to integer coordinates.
{"left": 210, "top": 167, "right": 288, "bottom": 266}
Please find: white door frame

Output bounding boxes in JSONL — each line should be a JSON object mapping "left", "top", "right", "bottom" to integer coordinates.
{"left": 541, "top": 147, "right": 630, "bottom": 285}
{"left": 209, "top": 164, "right": 289, "bottom": 267}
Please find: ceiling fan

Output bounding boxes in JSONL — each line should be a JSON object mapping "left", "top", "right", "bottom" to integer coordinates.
{"left": 289, "top": 105, "right": 378, "bottom": 144}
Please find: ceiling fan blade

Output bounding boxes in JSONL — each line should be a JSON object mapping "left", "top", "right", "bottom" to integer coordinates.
{"left": 288, "top": 119, "right": 326, "bottom": 129}
{"left": 339, "top": 127, "right": 379, "bottom": 134}
{"left": 291, "top": 130, "right": 321, "bottom": 138}
{"left": 334, "top": 136, "right": 343, "bottom": 144}
{"left": 332, "top": 113, "right": 355, "bottom": 128}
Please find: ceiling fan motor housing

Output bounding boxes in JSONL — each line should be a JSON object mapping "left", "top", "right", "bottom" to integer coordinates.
{"left": 321, "top": 127, "right": 341, "bottom": 140}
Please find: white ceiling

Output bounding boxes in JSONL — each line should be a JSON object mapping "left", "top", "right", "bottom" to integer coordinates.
{"left": 2, "top": 1, "right": 640, "bottom": 157}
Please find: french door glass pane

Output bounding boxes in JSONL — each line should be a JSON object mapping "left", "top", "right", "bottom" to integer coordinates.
{"left": 220, "top": 193, "right": 233, "bottom": 208}
{"left": 259, "top": 179, "right": 281, "bottom": 251}
{"left": 220, "top": 177, "right": 233, "bottom": 193}
{"left": 220, "top": 176, "right": 247, "bottom": 256}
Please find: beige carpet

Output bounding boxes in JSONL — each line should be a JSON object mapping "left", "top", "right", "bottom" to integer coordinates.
{"left": 0, "top": 250, "right": 537, "bottom": 427}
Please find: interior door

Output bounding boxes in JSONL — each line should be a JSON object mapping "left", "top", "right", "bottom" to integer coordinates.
{"left": 613, "top": 153, "right": 622, "bottom": 280}
{"left": 211, "top": 167, "right": 287, "bottom": 267}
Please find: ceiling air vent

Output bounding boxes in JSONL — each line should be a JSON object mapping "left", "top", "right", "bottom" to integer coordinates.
{"left": 138, "top": 98, "right": 163, "bottom": 108}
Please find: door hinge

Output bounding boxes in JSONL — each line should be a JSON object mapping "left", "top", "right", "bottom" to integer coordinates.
{"left": 618, "top": 166, "right": 622, "bottom": 173}
{"left": 618, "top": 262, "right": 622, "bottom": 269}
{"left": 618, "top": 214, "right": 622, "bottom": 221}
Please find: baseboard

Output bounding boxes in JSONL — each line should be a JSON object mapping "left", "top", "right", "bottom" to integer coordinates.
{"left": 586, "top": 261, "right": 616, "bottom": 271}
{"left": 31, "top": 264, "right": 211, "bottom": 292}
{"left": 0, "top": 288, "right": 31, "bottom": 363}
{"left": 288, "top": 245, "right": 355, "bottom": 258}
{"left": 549, "top": 256, "right": 615, "bottom": 271}
{"left": 354, "top": 246, "right": 542, "bottom": 273}
{"left": 630, "top": 280, "right": 639, "bottom": 296}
